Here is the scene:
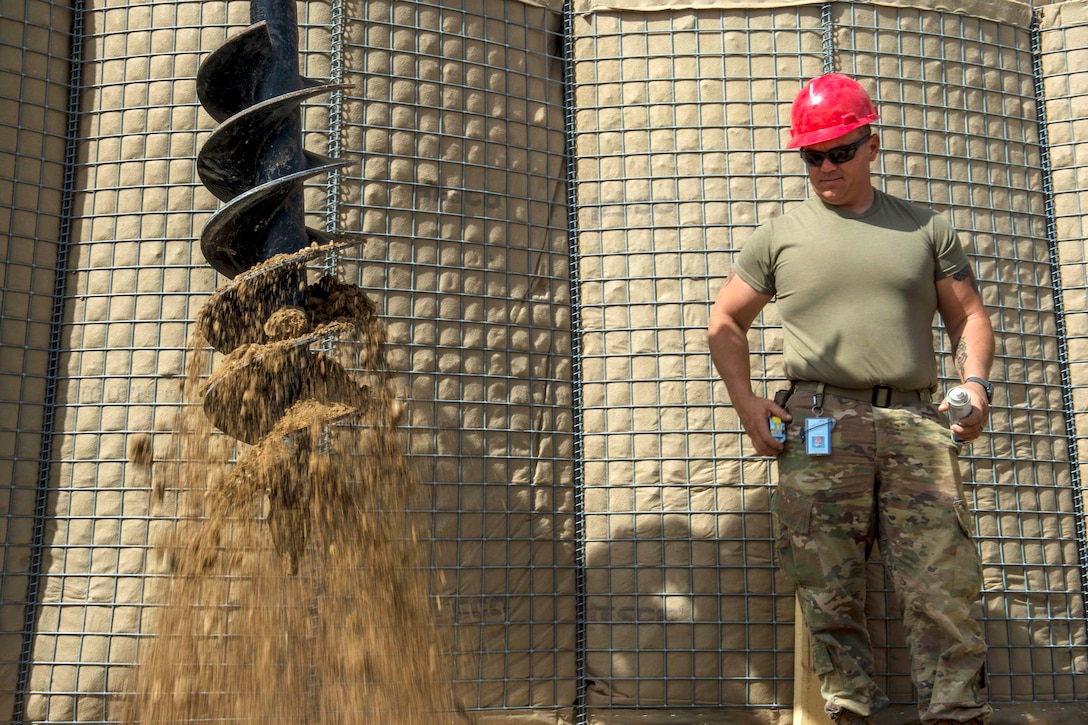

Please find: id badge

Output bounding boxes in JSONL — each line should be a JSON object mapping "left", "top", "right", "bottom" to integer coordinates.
{"left": 805, "top": 417, "right": 833, "bottom": 456}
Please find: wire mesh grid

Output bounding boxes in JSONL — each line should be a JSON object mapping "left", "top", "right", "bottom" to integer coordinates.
{"left": 572, "top": 0, "right": 1088, "bottom": 714}
{"left": 1, "top": 0, "right": 341, "bottom": 720}
{"left": 1034, "top": 0, "right": 1088, "bottom": 700}
{"left": 4, "top": 0, "right": 1088, "bottom": 722}
{"left": 7, "top": 0, "right": 205, "bottom": 719}
{"left": 571, "top": 7, "right": 819, "bottom": 713}
{"left": 331, "top": 0, "right": 575, "bottom": 715}
{"left": 1040, "top": 0, "right": 1088, "bottom": 554}
{"left": 1, "top": 0, "right": 82, "bottom": 718}
{"left": 834, "top": 2, "right": 1088, "bottom": 703}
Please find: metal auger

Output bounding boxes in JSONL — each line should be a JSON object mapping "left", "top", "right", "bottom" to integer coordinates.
{"left": 193, "top": 0, "right": 366, "bottom": 569}
{"left": 196, "top": 0, "right": 348, "bottom": 280}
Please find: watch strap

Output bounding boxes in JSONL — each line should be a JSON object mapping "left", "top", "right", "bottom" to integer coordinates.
{"left": 965, "top": 376, "right": 993, "bottom": 403}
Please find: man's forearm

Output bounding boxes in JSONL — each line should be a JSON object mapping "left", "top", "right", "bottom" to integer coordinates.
{"left": 707, "top": 274, "right": 782, "bottom": 455}
{"left": 951, "top": 311, "right": 995, "bottom": 382}
{"left": 708, "top": 317, "right": 757, "bottom": 406}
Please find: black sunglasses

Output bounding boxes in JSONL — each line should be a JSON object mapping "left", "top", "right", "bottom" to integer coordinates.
{"left": 799, "top": 133, "right": 872, "bottom": 167}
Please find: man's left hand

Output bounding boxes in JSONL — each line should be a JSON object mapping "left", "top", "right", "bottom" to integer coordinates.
{"left": 938, "top": 386, "right": 991, "bottom": 443}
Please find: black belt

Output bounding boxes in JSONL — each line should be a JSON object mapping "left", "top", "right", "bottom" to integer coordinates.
{"left": 791, "top": 382, "right": 931, "bottom": 408}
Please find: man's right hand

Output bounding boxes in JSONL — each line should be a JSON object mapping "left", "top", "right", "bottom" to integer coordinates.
{"left": 734, "top": 393, "right": 791, "bottom": 457}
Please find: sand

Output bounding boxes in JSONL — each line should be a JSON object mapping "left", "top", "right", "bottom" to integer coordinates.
{"left": 118, "top": 241, "right": 464, "bottom": 724}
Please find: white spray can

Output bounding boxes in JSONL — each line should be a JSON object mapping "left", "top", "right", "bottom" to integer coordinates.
{"left": 946, "top": 386, "right": 972, "bottom": 444}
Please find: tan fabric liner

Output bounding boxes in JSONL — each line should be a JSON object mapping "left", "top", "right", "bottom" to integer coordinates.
{"left": 575, "top": 0, "right": 1031, "bottom": 27}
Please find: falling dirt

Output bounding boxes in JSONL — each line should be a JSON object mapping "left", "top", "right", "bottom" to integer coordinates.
{"left": 119, "top": 241, "right": 464, "bottom": 724}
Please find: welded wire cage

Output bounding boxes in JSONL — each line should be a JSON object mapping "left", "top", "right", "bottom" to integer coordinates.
{"left": 3, "top": 0, "right": 1088, "bottom": 723}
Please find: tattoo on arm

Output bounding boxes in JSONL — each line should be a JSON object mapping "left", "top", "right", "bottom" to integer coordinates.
{"left": 952, "top": 264, "right": 979, "bottom": 293}
{"left": 952, "top": 265, "right": 979, "bottom": 378}
{"left": 955, "top": 338, "right": 968, "bottom": 379}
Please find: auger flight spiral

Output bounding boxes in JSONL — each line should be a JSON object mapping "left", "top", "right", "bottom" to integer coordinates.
{"left": 192, "top": 0, "right": 369, "bottom": 570}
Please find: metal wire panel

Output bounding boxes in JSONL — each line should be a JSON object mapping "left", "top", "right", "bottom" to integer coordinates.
{"left": 835, "top": 2, "right": 1088, "bottom": 704}
{"left": 0, "top": 0, "right": 333, "bottom": 720}
{"left": 333, "top": 0, "right": 576, "bottom": 718}
{"left": 1041, "top": 0, "right": 1088, "bottom": 583}
{"left": 1034, "top": 0, "right": 1088, "bottom": 702}
{"left": 0, "top": 0, "right": 78, "bottom": 719}
{"left": 571, "top": 0, "right": 1088, "bottom": 718}
{"left": 4, "top": 0, "right": 1088, "bottom": 722}
{"left": 570, "top": 7, "right": 821, "bottom": 718}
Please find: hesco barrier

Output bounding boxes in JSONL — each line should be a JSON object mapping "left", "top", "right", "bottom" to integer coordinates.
{"left": 2, "top": 0, "right": 1088, "bottom": 723}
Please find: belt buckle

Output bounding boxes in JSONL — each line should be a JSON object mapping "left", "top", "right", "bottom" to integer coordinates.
{"left": 872, "top": 385, "right": 893, "bottom": 407}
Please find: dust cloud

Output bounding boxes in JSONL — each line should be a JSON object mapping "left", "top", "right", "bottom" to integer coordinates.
{"left": 119, "top": 242, "right": 464, "bottom": 724}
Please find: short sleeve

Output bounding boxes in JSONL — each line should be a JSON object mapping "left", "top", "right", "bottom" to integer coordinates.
{"left": 731, "top": 222, "right": 777, "bottom": 296}
{"left": 931, "top": 213, "right": 970, "bottom": 279}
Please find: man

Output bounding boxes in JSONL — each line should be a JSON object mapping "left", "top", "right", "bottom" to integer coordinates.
{"left": 707, "top": 73, "right": 994, "bottom": 725}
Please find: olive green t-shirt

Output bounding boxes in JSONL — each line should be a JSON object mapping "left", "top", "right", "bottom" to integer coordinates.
{"left": 731, "top": 189, "right": 969, "bottom": 391}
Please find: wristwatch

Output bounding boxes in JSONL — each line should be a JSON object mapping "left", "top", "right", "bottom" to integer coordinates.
{"left": 965, "top": 376, "right": 994, "bottom": 403}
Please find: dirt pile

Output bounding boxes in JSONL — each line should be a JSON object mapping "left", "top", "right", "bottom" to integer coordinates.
{"left": 120, "top": 242, "right": 462, "bottom": 724}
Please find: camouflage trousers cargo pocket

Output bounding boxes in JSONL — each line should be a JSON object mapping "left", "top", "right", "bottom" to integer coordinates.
{"left": 771, "top": 484, "right": 812, "bottom": 535}
{"left": 770, "top": 476, "right": 870, "bottom": 592}
{"left": 771, "top": 485, "right": 871, "bottom": 686}
{"left": 770, "top": 485, "right": 826, "bottom": 589}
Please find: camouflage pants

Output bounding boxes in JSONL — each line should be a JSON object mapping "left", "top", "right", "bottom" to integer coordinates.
{"left": 772, "top": 391, "right": 991, "bottom": 724}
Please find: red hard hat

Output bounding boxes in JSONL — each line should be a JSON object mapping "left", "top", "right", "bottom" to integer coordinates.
{"left": 786, "top": 73, "right": 880, "bottom": 148}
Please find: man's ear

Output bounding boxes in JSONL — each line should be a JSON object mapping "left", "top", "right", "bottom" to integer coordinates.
{"left": 867, "top": 132, "right": 881, "bottom": 160}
